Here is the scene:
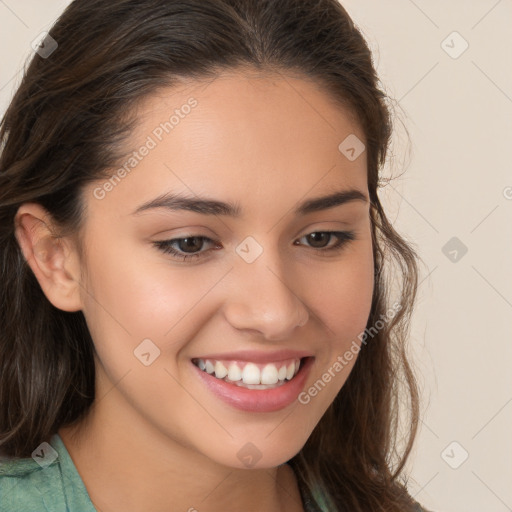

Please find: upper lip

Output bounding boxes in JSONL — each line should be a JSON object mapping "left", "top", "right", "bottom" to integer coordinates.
{"left": 192, "top": 349, "right": 314, "bottom": 364}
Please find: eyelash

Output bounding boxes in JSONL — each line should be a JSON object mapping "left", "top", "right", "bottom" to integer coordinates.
{"left": 153, "top": 230, "right": 356, "bottom": 262}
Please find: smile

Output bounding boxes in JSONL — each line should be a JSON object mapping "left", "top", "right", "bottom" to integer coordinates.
{"left": 191, "top": 358, "right": 301, "bottom": 389}
{"left": 191, "top": 356, "right": 314, "bottom": 413}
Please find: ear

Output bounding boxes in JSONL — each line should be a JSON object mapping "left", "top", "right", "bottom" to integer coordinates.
{"left": 14, "top": 202, "right": 83, "bottom": 312}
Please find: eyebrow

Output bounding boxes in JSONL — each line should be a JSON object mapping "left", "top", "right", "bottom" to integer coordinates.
{"left": 132, "top": 188, "right": 368, "bottom": 217}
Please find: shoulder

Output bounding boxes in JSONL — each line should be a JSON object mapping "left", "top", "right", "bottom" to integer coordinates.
{"left": 0, "top": 458, "right": 65, "bottom": 511}
{"left": 0, "top": 447, "right": 69, "bottom": 511}
{"left": 0, "top": 435, "right": 78, "bottom": 512}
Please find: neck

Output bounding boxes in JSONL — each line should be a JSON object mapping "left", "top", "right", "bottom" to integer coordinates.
{"left": 58, "top": 389, "right": 304, "bottom": 512}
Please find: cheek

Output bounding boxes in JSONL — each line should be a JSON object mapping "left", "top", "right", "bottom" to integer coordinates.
{"left": 297, "top": 246, "right": 374, "bottom": 419}
{"left": 78, "top": 233, "right": 227, "bottom": 368}
{"left": 312, "top": 238, "right": 374, "bottom": 346}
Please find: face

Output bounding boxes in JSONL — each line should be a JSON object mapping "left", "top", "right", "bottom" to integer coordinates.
{"left": 75, "top": 69, "right": 374, "bottom": 469}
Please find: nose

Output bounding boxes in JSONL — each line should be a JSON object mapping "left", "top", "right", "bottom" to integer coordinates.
{"left": 222, "top": 250, "right": 309, "bottom": 341}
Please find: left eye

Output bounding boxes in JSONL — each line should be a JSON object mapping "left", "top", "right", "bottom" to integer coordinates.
{"left": 153, "top": 230, "right": 356, "bottom": 262}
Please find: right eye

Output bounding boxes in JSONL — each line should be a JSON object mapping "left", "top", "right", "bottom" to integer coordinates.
{"left": 153, "top": 236, "right": 221, "bottom": 262}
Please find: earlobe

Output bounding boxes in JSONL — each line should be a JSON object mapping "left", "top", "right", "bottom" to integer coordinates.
{"left": 14, "top": 203, "right": 83, "bottom": 312}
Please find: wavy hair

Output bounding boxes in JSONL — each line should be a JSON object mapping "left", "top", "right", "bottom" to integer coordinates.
{"left": 0, "top": 1, "right": 421, "bottom": 510}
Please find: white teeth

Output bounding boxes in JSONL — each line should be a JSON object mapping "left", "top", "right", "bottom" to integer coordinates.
{"left": 227, "top": 362, "right": 242, "bottom": 382}
{"left": 260, "top": 364, "right": 279, "bottom": 385}
{"left": 286, "top": 362, "right": 295, "bottom": 380}
{"left": 242, "top": 363, "right": 261, "bottom": 385}
{"left": 194, "top": 357, "right": 304, "bottom": 386}
{"left": 214, "top": 361, "right": 228, "bottom": 379}
{"left": 205, "top": 360, "right": 215, "bottom": 374}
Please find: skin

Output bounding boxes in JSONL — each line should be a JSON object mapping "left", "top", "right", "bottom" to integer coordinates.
{"left": 14, "top": 69, "right": 374, "bottom": 512}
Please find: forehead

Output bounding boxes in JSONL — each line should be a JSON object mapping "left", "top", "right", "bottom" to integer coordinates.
{"left": 88, "top": 69, "right": 368, "bottom": 218}
{"left": 134, "top": 68, "right": 364, "bottom": 149}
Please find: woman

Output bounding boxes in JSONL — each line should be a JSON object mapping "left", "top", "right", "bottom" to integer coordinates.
{"left": 0, "top": 0, "right": 430, "bottom": 510}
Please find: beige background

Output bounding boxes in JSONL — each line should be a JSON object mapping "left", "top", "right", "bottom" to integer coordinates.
{"left": 1, "top": 1, "right": 511, "bottom": 511}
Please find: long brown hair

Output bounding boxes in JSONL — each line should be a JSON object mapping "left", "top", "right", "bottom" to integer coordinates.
{"left": 0, "top": 1, "right": 421, "bottom": 510}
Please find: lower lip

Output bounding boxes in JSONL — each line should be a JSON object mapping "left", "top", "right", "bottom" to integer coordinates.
{"left": 192, "top": 357, "right": 314, "bottom": 413}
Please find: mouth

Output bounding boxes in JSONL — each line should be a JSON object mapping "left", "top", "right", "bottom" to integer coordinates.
{"left": 190, "top": 356, "right": 314, "bottom": 413}
{"left": 191, "top": 356, "right": 302, "bottom": 390}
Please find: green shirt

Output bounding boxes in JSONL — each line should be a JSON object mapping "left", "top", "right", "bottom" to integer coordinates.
{"left": 0, "top": 434, "right": 95, "bottom": 511}
{"left": 0, "top": 434, "right": 322, "bottom": 512}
